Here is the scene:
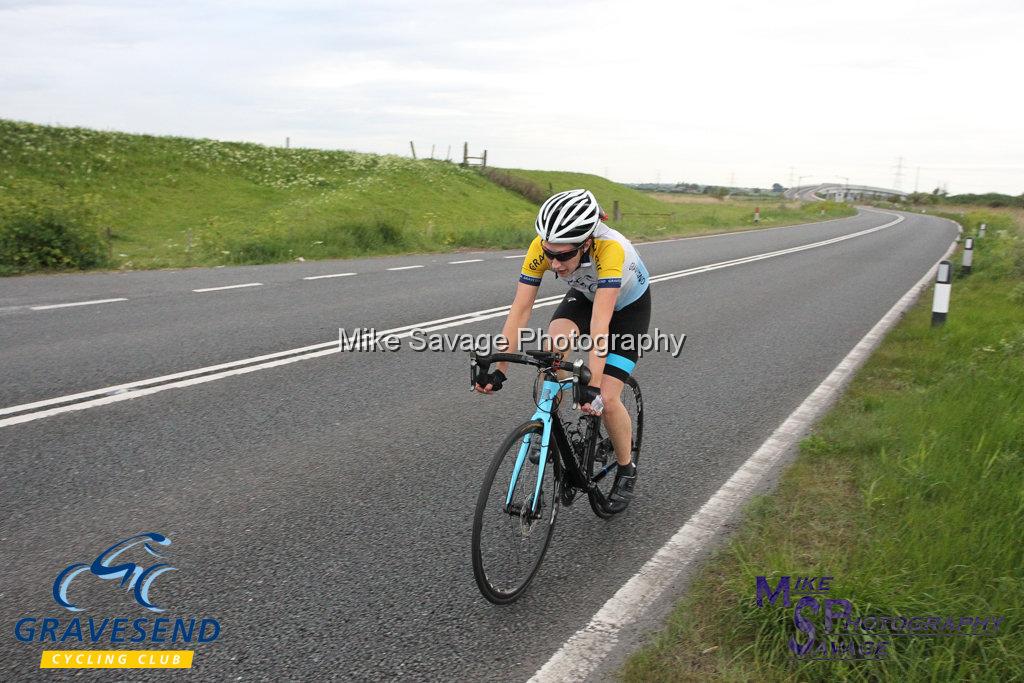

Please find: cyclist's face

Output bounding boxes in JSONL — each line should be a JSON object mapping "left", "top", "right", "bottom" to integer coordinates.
{"left": 542, "top": 240, "right": 588, "bottom": 276}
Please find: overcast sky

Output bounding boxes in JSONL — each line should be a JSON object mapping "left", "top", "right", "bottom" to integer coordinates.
{"left": 2, "top": 0, "right": 1021, "bottom": 194}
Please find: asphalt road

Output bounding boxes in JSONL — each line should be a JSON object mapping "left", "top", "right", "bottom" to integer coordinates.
{"left": 0, "top": 208, "right": 958, "bottom": 681}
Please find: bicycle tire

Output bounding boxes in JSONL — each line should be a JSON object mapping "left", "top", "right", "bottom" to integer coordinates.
{"left": 586, "top": 376, "right": 643, "bottom": 518}
{"left": 471, "top": 420, "right": 560, "bottom": 604}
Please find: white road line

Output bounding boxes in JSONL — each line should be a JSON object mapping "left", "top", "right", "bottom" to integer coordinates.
{"left": 648, "top": 214, "right": 902, "bottom": 285}
{"left": 0, "top": 214, "right": 907, "bottom": 428}
{"left": 303, "top": 272, "right": 356, "bottom": 280}
{"left": 387, "top": 265, "right": 423, "bottom": 271}
{"left": 507, "top": 207, "right": 866, "bottom": 254}
{"left": 30, "top": 298, "right": 128, "bottom": 311}
{"left": 0, "top": 346, "right": 344, "bottom": 427}
{"left": 449, "top": 259, "right": 484, "bottom": 264}
{"left": 527, "top": 219, "right": 961, "bottom": 683}
{"left": 192, "top": 283, "right": 263, "bottom": 293}
{"left": 634, "top": 209, "right": 867, "bottom": 247}
{"left": 0, "top": 340, "right": 341, "bottom": 418}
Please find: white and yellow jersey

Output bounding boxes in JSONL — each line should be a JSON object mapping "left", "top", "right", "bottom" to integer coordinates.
{"left": 519, "top": 222, "right": 650, "bottom": 311}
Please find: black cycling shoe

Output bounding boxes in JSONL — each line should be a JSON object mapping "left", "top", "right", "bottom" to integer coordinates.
{"left": 608, "top": 462, "right": 638, "bottom": 511}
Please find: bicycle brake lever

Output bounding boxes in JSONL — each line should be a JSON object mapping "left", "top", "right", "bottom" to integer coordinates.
{"left": 571, "top": 358, "right": 587, "bottom": 408}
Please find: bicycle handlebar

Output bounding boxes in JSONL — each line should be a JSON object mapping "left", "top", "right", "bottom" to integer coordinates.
{"left": 470, "top": 351, "right": 545, "bottom": 369}
{"left": 470, "top": 351, "right": 593, "bottom": 405}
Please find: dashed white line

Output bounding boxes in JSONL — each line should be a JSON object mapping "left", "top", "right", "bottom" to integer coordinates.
{"left": 192, "top": 283, "right": 263, "bottom": 293}
{"left": 1, "top": 213, "right": 910, "bottom": 428}
{"left": 387, "top": 265, "right": 424, "bottom": 271}
{"left": 30, "top": 298, "right": 128, "bottom": 311}
{"left": 504, "top": 254, "right": 527, "bottom": 259}
{"left": 303, "top": 272, "right": 356, "bottom": 280}
{"left": 449, "top": 259, "right": 484, "bottom": 264}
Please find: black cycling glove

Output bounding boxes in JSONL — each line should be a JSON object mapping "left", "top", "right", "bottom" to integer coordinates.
{"left": 477, "top": 369, "right": 507, "bottom": 392}
{"left": 580, "top": 385, "right": 601, "bottom": 406}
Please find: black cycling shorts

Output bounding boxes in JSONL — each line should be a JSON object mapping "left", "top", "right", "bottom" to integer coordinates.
{"left": 549, "top": 286, "right": 652, "bottom": 382}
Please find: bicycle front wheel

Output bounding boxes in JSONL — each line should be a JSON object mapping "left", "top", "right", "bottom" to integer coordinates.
{"left": 471, "top": 420, "right": 559, "bottom": 604}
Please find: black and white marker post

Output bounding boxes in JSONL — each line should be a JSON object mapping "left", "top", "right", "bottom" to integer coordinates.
{"left": 962, "top": 237, "right": 974, "bottom": 275}
{"left": 979, "top": 222, "right": 986, "bottom": 238}
{"left": 932, "top": 260, "right": 952, "bottom": 327}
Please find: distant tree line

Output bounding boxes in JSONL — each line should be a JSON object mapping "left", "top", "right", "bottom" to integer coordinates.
{"left": 628, "top": 182, "right": 786, "bottom": 196}
{"left": 904, "top": 189, "right": 1024, "bottom": 208}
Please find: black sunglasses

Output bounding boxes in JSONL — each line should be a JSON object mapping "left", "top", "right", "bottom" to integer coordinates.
{"left": 542, "top": 243, "right": 587, "bottom": 262}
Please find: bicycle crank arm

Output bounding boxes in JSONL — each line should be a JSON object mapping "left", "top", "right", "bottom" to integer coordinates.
{"left": 591, "top": 461, "right": 619, "bottom": 484}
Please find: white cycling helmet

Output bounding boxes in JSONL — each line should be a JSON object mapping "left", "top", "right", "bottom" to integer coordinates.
{"left": 535, "top": 189, "right": 602, "bottom": 243}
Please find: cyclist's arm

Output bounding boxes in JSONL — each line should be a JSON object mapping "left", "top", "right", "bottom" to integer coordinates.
{"left": 587, "top": 287, "right": 618, "bottom": 387}
{"left": 491, "top": 237, "right": 548, "bottom": 376}
{"left": 588, "top": 237, "right": 625, "bottom": 388}
{"left": 495, "top": 281, "right": 539, "bottom": 375}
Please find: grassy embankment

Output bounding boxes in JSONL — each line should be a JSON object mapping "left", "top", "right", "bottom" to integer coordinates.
{"left": 499, "top": 167, "right": 853, "bottom": 241}
{"left": 0, "top": 119, "right": 853, "bottom": 275}
{"left": 623, "top": 207, "right": 1024, "bottom": 682}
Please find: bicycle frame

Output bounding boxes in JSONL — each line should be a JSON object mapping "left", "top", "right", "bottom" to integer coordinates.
{"left": 506, "top": 377, "right": 597, "bottom": 515}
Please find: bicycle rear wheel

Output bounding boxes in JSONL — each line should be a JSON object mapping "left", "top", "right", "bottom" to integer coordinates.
{"left": 587, "top": 375, "right": 644, "bottom": 518}
{"left": 472, "top": 421, "right": 559, "bottom": 604}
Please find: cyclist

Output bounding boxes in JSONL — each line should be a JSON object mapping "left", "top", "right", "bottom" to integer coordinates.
{"left": 474, "top": 188, "right": 652, "bottom": 510}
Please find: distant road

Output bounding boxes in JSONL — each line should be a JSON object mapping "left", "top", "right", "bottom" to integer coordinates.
{"left": 783, "top": 184, "right": 825, "bottom": 200}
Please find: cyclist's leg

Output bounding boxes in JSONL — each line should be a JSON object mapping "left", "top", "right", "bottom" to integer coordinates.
{"left": 598, "top": 374, "right": 631, "bottom": 466}
{"left": 546, "top": 290, "right": 591, "bottom": 373}
{"left": 546, "top": 317, "right": 580, "bottom": 357}
{"left": 602, "top": 287, "right": 651, "bottom": 466}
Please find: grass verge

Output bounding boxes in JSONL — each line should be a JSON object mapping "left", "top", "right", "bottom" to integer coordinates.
{"left": 623, "top": 208, "right": 1024, "bottom": 682}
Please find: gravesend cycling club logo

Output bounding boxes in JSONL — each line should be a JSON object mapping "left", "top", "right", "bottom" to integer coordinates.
{"left": 53, "top": 532, "right": 176, "bottom": 612}
{"left": 13, "top": 532, "right": 222, "bottom": 670}
{"left": 755, "top": 574, "right": 1007, "bottom": 661}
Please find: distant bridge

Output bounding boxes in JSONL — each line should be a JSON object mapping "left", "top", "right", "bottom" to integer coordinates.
{"left": 784, "top": 184, "right": 907, "bottom": 202}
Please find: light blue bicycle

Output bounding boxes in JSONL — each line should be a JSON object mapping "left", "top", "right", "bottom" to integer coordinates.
{"left": 470, "top": 350, "right": 643, "bottom": 604}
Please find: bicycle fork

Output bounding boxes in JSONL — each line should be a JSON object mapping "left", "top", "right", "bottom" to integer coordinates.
{"left": 505, "top": 380, "right": 570, "bottom": 517}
